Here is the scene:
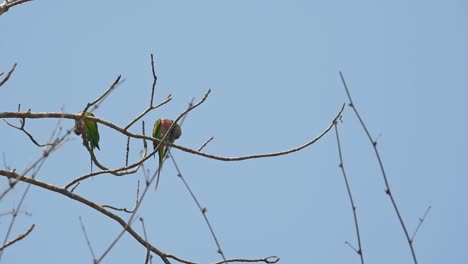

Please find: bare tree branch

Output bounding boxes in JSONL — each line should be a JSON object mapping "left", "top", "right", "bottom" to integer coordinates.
{"left": 83, "top": 75, "right": 123, "bottom": 114}
{"left": 411, "top": 206, "right": 431, "bottom": 242}
{"left": 149, "top": 53, "right": 158, "bottom": 107}
{"left": 0, "top": 170, "right": 172, "bottom": 264}
{"left": 0, "top": 63, "right": 16, "bottom": 87}
{"left": 124, "top": 95, "right": 171, "bottom": 131}
{"left": 102, "top": 180, "right": 140, "bottom": 214}
{"left": 198, "top": 136, "right": 214, "bottom": 152}
{"left": 339, "top": 71, "right": 418, "bottom": 263}
{"left": 0, "top": 224, "right": 35, "bottom": 251}
{"left": 0, "top": 0, "right": 32, "bottom": 16}
{"left": 3, "top": 117, "right": 54, "bottom": 147}
{"left": 79, "top": 217, "right": 97, "bottom": 263}
{"left": 334, "top": 122, "right": 364, "bottom": 263}
{"left": 169, "top": 153, "right": 226, "bottom": 261}
{"left": 140, "top": 218, "right": 152, "bottom": 264}
{"left": 0, "top": 102, "right": 345, "bottom": 162}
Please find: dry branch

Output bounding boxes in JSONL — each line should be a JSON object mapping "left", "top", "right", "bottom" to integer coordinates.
{"left": 0, "top": 0, "right": 32, "bottom": 16}
{"left": 0, "top": 170, "right": 171, "bottom": 264}
{"left": 334, "top": 123, "right": 364, "bottom": 263}
{"left": 0, "top": 102, "right": 345, "bottom": 162}
{"left": 0, "top": 64, "right": 16, "bottom": 87}
{"left": 339, "top": 71, "right": 419, "bottom": 263}
{"left": 0, "top": 224, "right": 35, "bottom": 251}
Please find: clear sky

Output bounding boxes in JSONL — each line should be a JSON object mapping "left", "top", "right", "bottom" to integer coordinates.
{"left": 1, "top": 1, "right": 467, "bottom": 263}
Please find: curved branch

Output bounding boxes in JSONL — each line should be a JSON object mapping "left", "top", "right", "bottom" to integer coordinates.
{"left": 0, "top": 103, "right": 345, "bottom": 162}
{"left": 0, "top": 170, "right": 171, "bottom": 264}
{"left": 0, "top": 224, "right": 35, "bottom": 251}
{"left": 0, "top": 0, "right": 32, "bottom": 16}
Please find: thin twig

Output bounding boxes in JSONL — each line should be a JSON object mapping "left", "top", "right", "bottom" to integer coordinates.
{"left": 83, "top": 75, "right": 123, "bottom": 114}
{"left": 140, "top": 218, "right": 152, "bottom": 264}
{"left": 0, "top": 127, "right": 67, "bottom": 262}
{"left": 169, "top": 153, "right": 226, "bottom": 260}
{"left": 0, "top": 224, "right": 34, "bottom": 251}
{"left": 339, "top": 71, "right": 418, "bottom": 263}
{"left": 3, "top": 118, "right": 54, "bottom": 147}
{"left": 63, "top": 145, "right": 147, "bottom": 189}
{"left": 126, "top": 136, "right": 130, "bottom": 167}
{"left": 410, "top": 206, "right": 431, "bottom": 242}
{"left": 149, "top": 53, "right": 157, "bottom": 107}
{"left": 0, "top": 63, "right": 16, "bottom": 87}
{"left": 0, "top": 170, "right": 171, "bottom": 264}
{"left": 198, "top": 137, "right": 214, "bottom": 152}
{"left": 124, "top": 95, "right": 171, "bottom": 131}
{"left": 344, "top": 241, "right": 359, "bottom": 253}
{"left": 212, "top": 256, "right": 280, "bottom": 264}
{"left": 79, "top": 217, "right": 97, "bottom": 263}
{"left": 0, "top": 209, "right": 31, "bottom": 218}
{"left": 334, "top": 123, "right": 364, "bottom": 263}
{"left": 164, "top": 254, "right": 280, "bottom": 264}
{"left": 102, "top": 180, "right": 140, "bottom": 214}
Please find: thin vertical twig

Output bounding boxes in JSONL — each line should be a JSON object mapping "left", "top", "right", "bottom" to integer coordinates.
{"left": 169, "top": 153, "right": 227, "bottom": 260}
{"left": 126, "top": 136, "right": 131, "bottom": 167}
{"left": 334, "top": 123, "right": 364, "bottom": 264}
{"left": 339, "top": 72, "right": 418, "bottom": 263}
{"left": 165, "top": 97, "right": 226, "bottom": 260}
{"left": 0, "top": 63, "right": 17, "bottom": 87}
{"left": 149, "top": 54, "right": 157, "bottom": 107}
{"left": 79, "top": 217, "right": 97, "bottom": 263}
{"left": 411, "top": 206, "right": 431, "bottom": 242}
{"left": 140, "top": 218, "right": 152, "bottom": 264}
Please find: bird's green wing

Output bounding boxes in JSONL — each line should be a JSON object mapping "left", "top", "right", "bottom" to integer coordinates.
{"left": 84, "top": 112, "right": 100, "bottom": 151}
{"left": 153, "top": 119, "right": 165, "bottom": 163}
{"left": 153, "top": 119, "right": 162, "bottom": 149}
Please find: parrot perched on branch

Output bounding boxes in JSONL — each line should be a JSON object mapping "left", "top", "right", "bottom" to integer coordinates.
{"left": 74, "top": 111, "right": 100, "bottom": 152}
{"left": 74, "top": 111, "right": 100, "bottom": 172}
{"left": 153, "top": 118, "right": 182, "bottom": 191}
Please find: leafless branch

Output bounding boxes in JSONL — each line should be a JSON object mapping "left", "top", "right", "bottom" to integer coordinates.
{"left": 0, "top": 170, "right": 171, "bottom": 264}
{"left": 122, "top": 54, "right": 173, "bottom": 131}
{"left": 102, "top": 180, "right": 140, "bottom": 214}
{"left": 164, "top": 254, "right": 279, "bottom": 264}
{"left": 83, "top": 75, "right": 123, "bottom": 114}
{"left": 126, "top": 136, "right": 131, "bottom": 167}
{"left": 124, "top": 95, "right": 171, "bottom": 131}
{"left": 411, "top": 206, "right": 431, "bottom": 242}
{"left": 334, "top": 123, "right": 364, "bottom": 263}
{"left": 213, "top": 256, "right": 279, "bottom": 264}
{"left": 339, "top": 71, "right": 418, "bottom": 263}
{"left": 1, "top": 103, "right": 344, "bottom": 163}
{"left": 0, "top": 63, "right": 16, "bottom": 86}
{"left": 344, "top": 241, "right": 359, "bottom": 254}
{"left": 149, "top": 53, "right": 157, "bottom": 107}
{"left": 0, "top": 224, "right": 35, "bottom": 251}
{"left": 0, "top": 124, "right": 68, "bottom": 262}
{"left": 169, "top": 153, "right": 226, "bottom": 260}
{"left": 198, "top": 137, "right": 214, "bottom": 152}
{"left": 3, "top": 118, "right": 54, "bottom": 147}
{"left": 0, "top": 209, "right": 31, "bottom": 218}
{"left": 63, "top": 145, "right": 147, "bottom": 189}
{"left": 140, "top": 218, "right": 152, "bottom": 264}
{"left": 79, "top": 217, "right": 97, "bottom": 263}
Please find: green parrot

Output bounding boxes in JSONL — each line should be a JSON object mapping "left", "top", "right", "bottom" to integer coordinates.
{"left": 74, "top": 111, "right": 100, "bottom": 154}
{"left": 153, "top": 118, "right": 182, "bottom": 190}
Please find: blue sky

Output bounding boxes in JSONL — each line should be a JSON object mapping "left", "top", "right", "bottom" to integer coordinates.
{"left": 1, "top": 0, "right": 467, "bottom": 263}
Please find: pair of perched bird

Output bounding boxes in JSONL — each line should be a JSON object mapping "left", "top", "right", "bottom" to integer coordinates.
{"left": 74, "top": 111, "right": 181, "bottom": 176}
